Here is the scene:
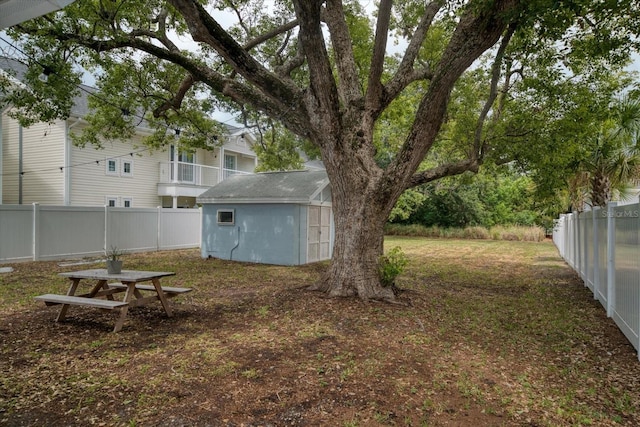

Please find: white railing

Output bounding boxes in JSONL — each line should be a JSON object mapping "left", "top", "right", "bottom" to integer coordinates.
{"left": 554, "top": 201, "right": 640, "bottom": 360}
{"left": 0, "top": 204, "right": 201, "bottom": 263}
{"left": 158, "top": 162, "right": 253, "bottom": 186}
{"left": 158, "top": 162, "right": 220, "bottom": 187}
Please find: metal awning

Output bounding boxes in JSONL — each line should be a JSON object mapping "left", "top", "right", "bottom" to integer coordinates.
{"left": 0, "top": 0, "right": 75, "bottom": 29}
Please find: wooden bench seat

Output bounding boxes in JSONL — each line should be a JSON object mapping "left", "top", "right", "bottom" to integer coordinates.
{"left": 108, "top": 283, "right": 192, "bottom": 294}
{"left": 34, "top": 294, "right": 128, "bottom": 309}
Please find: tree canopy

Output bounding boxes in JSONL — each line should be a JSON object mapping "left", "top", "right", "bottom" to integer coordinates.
{"left": 4, "top": 0, "right": 640, "bottom": 300}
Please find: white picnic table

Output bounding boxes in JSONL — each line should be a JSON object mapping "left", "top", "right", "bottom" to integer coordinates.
{"left": 35, "top": 269, "right": 191, "bottom": 332}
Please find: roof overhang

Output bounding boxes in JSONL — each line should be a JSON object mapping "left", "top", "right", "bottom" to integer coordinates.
{"left": 198, "top": 197, "right": 312, "bottom": 205}
{"left": 0, "top": 0, "right": 76, "bottom": 29}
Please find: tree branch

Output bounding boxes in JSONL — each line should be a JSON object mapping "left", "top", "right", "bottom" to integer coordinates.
{"left": 407, "top": 159, "right": 480, "bottom": 189}
{"left": 275, "top": 46, "right": 305, "bottom": 78}
{"left": 388, "top": 0, "right": 520, "bottom": 184}
{"left": 472, "top": 24, "right": 516, "bottom": 160}
{"left": 384, "top": 2, "right": 441, "bottom": 108}
{"left": 364, "top": 0, "right": 392, "bottom": 113}
{"left": 243, "top": 19, "right": 299, "bottom": 51}
{"left": 148, "top": 8, "right": 180, "bottom": 53}
{"left": 168, "top": 0, "right": 303, "bottom": 112}
{"left": 20, "top": 20, "right": 312, "bottom": 137}
{"left": 323, "top": 0, "right": 361, "bottom": 108}
{"left": 292, "top": 0, "right": 341, "bottom": 139}
{"left": 153, "top": 74, "right": 196, "bottom": 118}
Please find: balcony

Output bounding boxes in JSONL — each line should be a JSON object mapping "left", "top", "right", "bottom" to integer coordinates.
{"left": 158, "top": 162, "right": 252, "bottom": 198}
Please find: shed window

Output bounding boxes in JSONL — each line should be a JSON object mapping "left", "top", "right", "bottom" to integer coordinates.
{"left": 217, "top": 209, "right": 235, "bottom": 225}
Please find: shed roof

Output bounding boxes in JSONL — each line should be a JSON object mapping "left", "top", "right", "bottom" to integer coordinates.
{"left": 197, "top": 170, "right": 330, "bottom": 204}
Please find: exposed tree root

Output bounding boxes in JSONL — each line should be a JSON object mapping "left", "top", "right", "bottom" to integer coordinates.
{"left": 306, "top": 280, "right": 409, "bottom": 305}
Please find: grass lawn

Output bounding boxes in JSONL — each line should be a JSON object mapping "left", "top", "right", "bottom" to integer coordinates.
{"left": 1, "top": 237, "right": 639, "bottom": 426}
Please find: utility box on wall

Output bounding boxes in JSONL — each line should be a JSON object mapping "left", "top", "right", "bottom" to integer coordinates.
{"left": 197, "top": 170, "right": 333, "bottom": 265}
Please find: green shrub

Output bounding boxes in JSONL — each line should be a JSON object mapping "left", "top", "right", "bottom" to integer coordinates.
{"left": 379, "top": 246, "right": 409, "bottom": 287}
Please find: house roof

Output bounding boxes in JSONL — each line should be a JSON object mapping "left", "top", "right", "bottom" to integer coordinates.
{"left": 0, "top": 56, "right": 93, "bottom": 118}
{"left": 197, "top": 170, "right": 330, "bottom": 204}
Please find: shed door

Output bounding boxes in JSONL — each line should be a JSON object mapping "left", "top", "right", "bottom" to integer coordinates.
{"left": 308, "top": 206, "right": 331, "bottom": 262}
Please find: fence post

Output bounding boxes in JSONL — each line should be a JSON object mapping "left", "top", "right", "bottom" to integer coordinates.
{"left": 104, "top": 205, "right": 109, "bottom": 256}
{"left": 199, "top": 206, "right": 203, "bottom": 250}
{"left": 558, "top": 214, "right": 565, "bottom": 259}
{"left": 32, "top": 202, "right": 40, "bottom": 261}
{"left": 157, "top": 206, "right": 162, "bottom": 251}
{"left": 571, "top": 213, "right": 575, "bottom": 267}
{"left": 574, "top": 211, "right": 580, "bottom": 280}
{"left": 592, "top": 208, "right": 599, "bottom": 299}
{"left": 606, "top": 202, "right": 616, "bottom": 318}
{"left": 583, "top": 211, "right": 589, "bottom": 284}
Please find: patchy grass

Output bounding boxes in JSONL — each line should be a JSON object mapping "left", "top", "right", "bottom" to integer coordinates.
{"left": 1, "top": 238, "right": 639, "bottom": 426}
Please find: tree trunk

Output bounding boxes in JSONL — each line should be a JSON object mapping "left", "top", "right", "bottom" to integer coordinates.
{"left": 308, "top": 132, "right": 398, "bottom": 301}
{"left": 590, "top": 172, "right": 611, "bottom": 207}
{"left": 310, "top": 191, "right": 395, "bottom": 301}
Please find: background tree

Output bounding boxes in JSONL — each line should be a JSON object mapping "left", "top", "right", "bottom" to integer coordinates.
{"left": 5, "top": 0, "right": 640, "bottom": 301}
{"left": 576, "top": 96, "right": 640, "bottom": 208}
{"left": 393, "top": 168, "right": 542, "bottom": 229}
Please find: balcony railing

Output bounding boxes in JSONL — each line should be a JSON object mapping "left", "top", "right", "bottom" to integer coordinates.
{"left": 159, "top": 162, "right": 253, "bottom": 186}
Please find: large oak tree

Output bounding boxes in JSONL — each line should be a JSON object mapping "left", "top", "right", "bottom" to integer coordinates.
{"left": 6, "top": 0, "right": 640, "bottom": 300}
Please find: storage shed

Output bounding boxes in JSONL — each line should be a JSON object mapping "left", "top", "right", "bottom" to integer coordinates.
{"left": 197, "top": 170, "right": 333, "bottom": 265}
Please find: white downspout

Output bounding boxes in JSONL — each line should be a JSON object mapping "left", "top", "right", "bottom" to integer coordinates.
{"left": 65, "top": 118, "right": 81, "bottom": 205}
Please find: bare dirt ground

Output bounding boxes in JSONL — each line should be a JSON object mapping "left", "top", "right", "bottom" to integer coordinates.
{"left": 1, "top": 238, "right": 640, "bottom": 426}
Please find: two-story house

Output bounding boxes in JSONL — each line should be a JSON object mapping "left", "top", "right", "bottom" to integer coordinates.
{"left": 0, "top": 57, "right": 257, "bottom": 208}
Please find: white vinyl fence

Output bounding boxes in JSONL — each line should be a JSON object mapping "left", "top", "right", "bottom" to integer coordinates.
{"left": 0, "top": 203, "right": 201, "bottom": 263}
{"left": 553, "top": 201, "right": 640, "bottom": 360}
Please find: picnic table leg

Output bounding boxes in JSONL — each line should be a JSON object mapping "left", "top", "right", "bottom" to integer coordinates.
{"left": 96, "top": 280, "right": 116, "bottom": 301}
{"left": 88, "top": 280, "right": 109, "bottom": 298}
{"left": 152, "top": 278, "right": 173, "bottom": 317}
{"left": 56, "top": 278, "right": 81, "bottom": 322}
{"left": 113, "top": 282, "right": 135, "bottom": 333}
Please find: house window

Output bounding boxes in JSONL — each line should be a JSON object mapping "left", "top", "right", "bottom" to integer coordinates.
{"left": 123, "top": 198, "right": 132, "bottom": 208}
{"left": 106, "top": 159, "right": 118, "bottom": 176}
{"left": 224, "top": 154, "right": 236, "bottom": 170}
{"left": 106, "top": 197, "right": 117, "bottom": 207}
{"left": 122, "top": 160, "right": 133, "bottom": 177}
{"left": 223, "top": 154, "right": 237, "bottom": 179}
{"left": 217, "top": 209, "right": 235, "bottom": 225}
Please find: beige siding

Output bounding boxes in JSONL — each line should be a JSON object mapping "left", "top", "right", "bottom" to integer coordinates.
{"left": 2, "top": 112, "right": 65, "bottom": 204}
{"left": 237, "top": 155, "right": 256, "bottom": 173}
{"left": 224, "top": 134, "right": 254, "bottom": 156}
{"left": 198, "top": 148, "right": 217, "bottom": 167}
{"left": 2, "top": 112, "right": 258, "bottom": 207}
{"left": 220, "top": 135, "right": 257, "bottom": 173}
{"left": 69, "top": 123, "right": 167, "bottom": 207}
